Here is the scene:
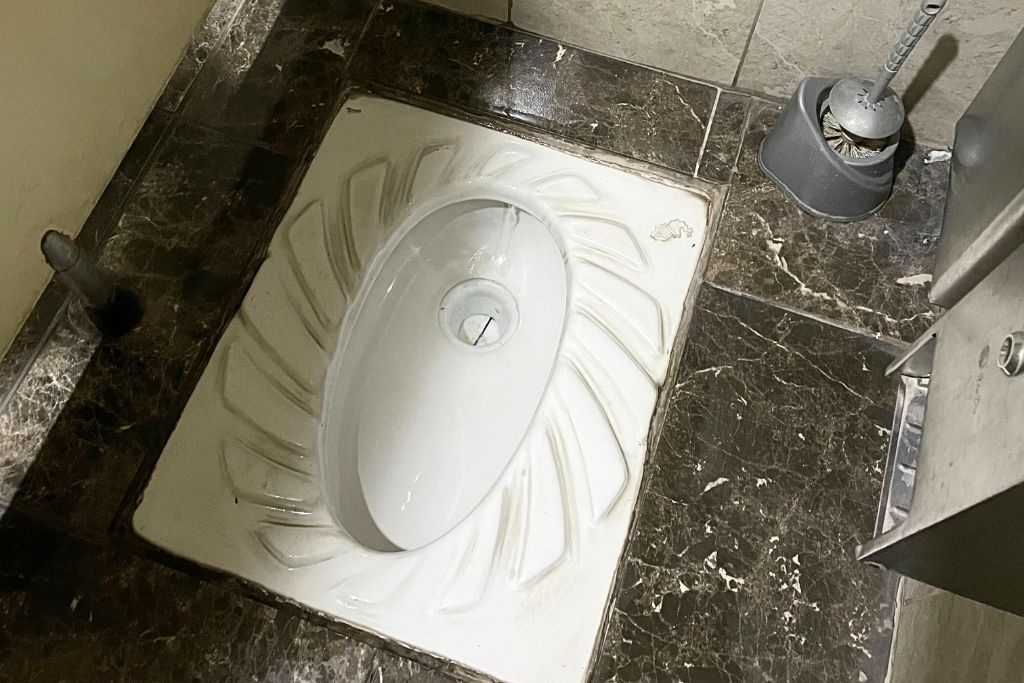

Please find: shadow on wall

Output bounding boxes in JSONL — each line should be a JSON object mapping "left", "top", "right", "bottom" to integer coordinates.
{"left": 903, "top": 34, "right": 960, "bottom": 117}
{"left": 894, "top": 34, "right": 959, "bottom": 174}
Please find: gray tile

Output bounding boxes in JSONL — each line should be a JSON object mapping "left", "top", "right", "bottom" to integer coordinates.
{"left": 0, "top": 512, "right": 376, "bottom": 682}
{"left": 593, "top": 285, "right": 901, "bottom": 682}
{"left": 706, "top": 100, "right": 947, "bottom": 342}
{"left": 511, "top": 0, "right": 761, "bottom": 86}
{"left": 735, "top": 0, "right": 1024, "bottom": 147}
{"left": 697, "top": 90, "right": 750, "bottom": 183}
{"left": 887, "top": 580, "right": 1024, "bottom": 682}
{"left": 353, "top": 1, "right": 718, "bottom": 175}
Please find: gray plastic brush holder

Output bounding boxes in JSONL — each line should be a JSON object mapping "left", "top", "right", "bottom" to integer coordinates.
{"left": 758, "top": 77, "right": 898, "bottom": 222}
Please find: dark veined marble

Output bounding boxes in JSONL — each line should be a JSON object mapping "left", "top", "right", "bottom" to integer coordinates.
{"left": 705, "top": 99, "right": 948, "bottom": 342}
{"left": 0, "top": 512, "right": 376, "bottom": 682}
{"left": 352, "top": 2, "right": 718, "bottom": 176}
{"left": 696, "top": 91, "right": 751, "bottom": 184}
{"left": 180, "top": 0, "right": 374, "bottom": 155}
{"left": 2, "top": 122, "right": 297, "bottom": 536}
{"left": 366, "top": 650, "right": 461, "bottom": 683}
{"left": 157, "top": 0, "right": 247, "bottom": 112}
{"left": 592, "top": 285, "right": 901, "bottom": 682}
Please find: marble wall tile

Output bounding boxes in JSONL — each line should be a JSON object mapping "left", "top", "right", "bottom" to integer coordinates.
{"left": 592, "top": 285, "right": 900, "bottom": 682}
{"left": 0, "top": 512, "right": 376, "bottom": 681}
{"left": 2, "top": 122, "right": 296, "bottom": 535}
{"left": 418, "top": 0, "right": 508, "bottom": 23}
{"left": 353, "top": 2, "right": 718, "bottom": 175}
{"left": 705, "top": 99, "right": 947, "bottom": 341}
{"left": 696, "top": 90, "right": 750, "bottom": 183}
{"left": 157, "top": 0, "right": 248, "bottom": 112}
{"left": 0, "top": 306, "right": 100, "bottom": 514}
{"left": 180, "top": 0, "right": 373, "bottom": 155}
{"left": 511, "top": 0, "right": 762, "bottom": 86}
{"left": 887, "top": 579, "right": 1024, "bottom": 682}
{"left": 736, "top": 0, "right": 1024, "bottom": 147}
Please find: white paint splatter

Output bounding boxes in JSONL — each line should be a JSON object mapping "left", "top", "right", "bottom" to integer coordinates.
{"left": 554, "top": 44, "right": 567, "bottom": 63}
{"left": 756, "top": 478, "right": 770, "bottom": 488}
{"left": 703, "top": 550, "right": 719, "bottom": 571}
{"left": 896, "top": 273, "right": 933, "bottom": 286}
{"left": 320, "top": 38, "right": 350, "bottom": 58}
{"left": 701, "top": 477, "right": 729, "bottom": 494}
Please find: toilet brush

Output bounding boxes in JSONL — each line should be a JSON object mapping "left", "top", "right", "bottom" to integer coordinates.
{"left": 758, "top": 0, "right": 947, "bottom": 221}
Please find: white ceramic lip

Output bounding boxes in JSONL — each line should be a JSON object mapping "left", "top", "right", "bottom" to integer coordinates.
{"left": 321, "top": 197, "right": 567, "bottom": 552}
{"left": 132, "top": 94, "right": 709, "bottom": 683}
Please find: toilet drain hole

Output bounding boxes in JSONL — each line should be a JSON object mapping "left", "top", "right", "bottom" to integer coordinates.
{"left": 439, "top": 279, "right": 519, "bottom": 351}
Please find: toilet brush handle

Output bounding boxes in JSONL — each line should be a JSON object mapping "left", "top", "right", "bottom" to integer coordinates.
{"left": 867, "top": 0, "right": 947, "bottom": 103}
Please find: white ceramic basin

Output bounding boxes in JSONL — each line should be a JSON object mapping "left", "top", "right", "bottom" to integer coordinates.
{"left": 326, "top": 199, "right": 567, "bottom": 551}
{"left": 133, "top": 94, "right": 709, "bottom": 683}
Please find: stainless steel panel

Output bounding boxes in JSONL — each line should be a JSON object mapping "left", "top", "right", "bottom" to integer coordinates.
{"left": 859, "top": 239, "right": 1024, "bottom": 615}
{"left": 930, "top": 28, "right": 1024, "bottom": 307}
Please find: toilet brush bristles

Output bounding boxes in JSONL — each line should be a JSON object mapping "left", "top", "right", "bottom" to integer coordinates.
{"left": 820, "top": 109, "right": 889, "bottom": 159}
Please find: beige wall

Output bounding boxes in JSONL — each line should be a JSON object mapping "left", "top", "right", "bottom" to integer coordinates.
{"left": 0, "top": 0, "right": 216, "bottom": 357}
{"left": 425, "top": 0, "right": 1024, "bottom": 148}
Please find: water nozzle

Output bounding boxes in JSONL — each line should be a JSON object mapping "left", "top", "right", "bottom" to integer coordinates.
{"left": 41, "top": 230, "right": 142, "bottom": 336}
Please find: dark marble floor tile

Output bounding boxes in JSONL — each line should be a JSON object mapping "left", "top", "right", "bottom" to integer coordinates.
{"left": 353, "top": 2, "right": 717, "bottom": 175}
{"left": 367, "top": 650, "right": 459, "bottom": 683}
{"left": 0, "top": 512, "right": 376, "bottom": 682}
{"left": 3, "top": 122, "right": 297, "bottom": 535}
{"left": 706, "top": 100, "right": 947, "bottom": 341}
{"left": 114, "top": 108, "right": 177, "bottom": 184}
{"left": 0, "top": 305, "right": 100, "bottom": 514}
{"left": 593, "top": 285, "right": 901, "bottom": 683}
{"left": 157, "top": 0, "right": 247, "bottom": 112}
{"left": 697, "top": 91, "right": 750, "bottom": 183}
{"left": 180, "top": 0, "right": 373, "bottom": 155}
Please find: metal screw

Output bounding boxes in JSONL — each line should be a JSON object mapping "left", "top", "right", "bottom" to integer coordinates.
{"left": 997, "top": 332, "right": 1024, "bottom": 377}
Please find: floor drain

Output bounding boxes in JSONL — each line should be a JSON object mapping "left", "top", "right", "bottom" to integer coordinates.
{"left": 439, "top": 279, "right": 519, "bottom": 351}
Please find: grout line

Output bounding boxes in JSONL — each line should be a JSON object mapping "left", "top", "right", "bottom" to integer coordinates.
{"left": 883, "top": 576, "right": 906, "bottom": 683}
{"left": 362, "top": 650, "right": 381, "bottom": 683}
{"left": 171, "top": 0, "right": 249, "bottom": 116}
{"left": 346, "top": 0, "right": 382, "bottom": 72}
{"left": 703, "top": 281, "right": 909, "bottom": 350}
{"left": 732, "top": 0, "right": 767, "bottom": 88}
{"left": 693, "top": 88, "right": 722, "bottom": 179}
{"left": 0, "top": 299, "right": 71, "bottom": 417}
{"left": 728, "top": 95, "right": 757, "bottom": 172}
{"left": 507, "top": 0, "right": 513, "bottom": 24}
